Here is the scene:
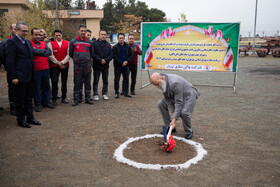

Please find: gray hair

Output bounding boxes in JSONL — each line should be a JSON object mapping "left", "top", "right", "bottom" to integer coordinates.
{"left": 15, "top": 21, "right": 28, "bottom": 30}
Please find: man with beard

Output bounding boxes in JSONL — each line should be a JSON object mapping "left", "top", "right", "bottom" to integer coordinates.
{"left": 69, "top": 24, "right": 94, "bottom": 106}
{"left": 92, "top": 29, "right": 112, "bottom": 100}
{"left": 150, "top": 73, "right": 200, "bottom": 139}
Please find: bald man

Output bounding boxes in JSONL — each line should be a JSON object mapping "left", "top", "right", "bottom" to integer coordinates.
{"left": 150, "top": 73, "right": 200, "bottom": 139}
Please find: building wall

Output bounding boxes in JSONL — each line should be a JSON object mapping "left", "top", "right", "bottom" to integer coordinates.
{"left": 86, "top": 18, "right": 101, "bottom": 39}
{"left": 0, "top": 4, "right": 27, "bottom": 13}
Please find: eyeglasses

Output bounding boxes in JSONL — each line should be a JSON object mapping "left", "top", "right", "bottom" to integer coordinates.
{"left": 19, "top": 30, "right": 29, "bottom": 33}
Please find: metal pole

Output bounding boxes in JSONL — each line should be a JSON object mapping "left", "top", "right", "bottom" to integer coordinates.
{"left": 56, "top": 0, "right": 59, "bottom": 29}
{"left": 253, "top": 0, "right": 258, "bottom": 54}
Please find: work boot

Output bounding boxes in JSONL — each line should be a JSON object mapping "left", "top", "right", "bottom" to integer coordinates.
{"left": 85, "top": 90, "right": 93, "bottom": 104}
{"left": 72, "top": 100, "right": 78, "bottom": 106}
{"left": 35, "top": 104, "right": 42, "bottom": 112}
{"left": 185, "top": 131, "right": 193, "bottom": 140}
{"left": 85, "top": 99, "right": 94, "bottom": 105}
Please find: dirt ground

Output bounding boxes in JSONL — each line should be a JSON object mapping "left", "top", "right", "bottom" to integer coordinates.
{"left": 0, "top": 55, "right": 279, "bottom": 186}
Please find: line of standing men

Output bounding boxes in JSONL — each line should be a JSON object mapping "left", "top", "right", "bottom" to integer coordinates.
{"left": 0, "top": 22, "right": 142, "bottom": 128}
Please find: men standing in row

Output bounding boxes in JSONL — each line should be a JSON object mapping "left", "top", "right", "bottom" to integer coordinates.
{"left": 6, "top": 21, "right": 41, "bottom": 128}
{"left": 30, "top": 28, "right": 53, "bottom": 112}
{"left": 127, "top": 34, "right": 142, "bottom": 95}
{"left": 69, "top": 24, "right": 94, "bottom": 106}
{"left": 92, "top": 29, "right": 112, "bottom": 101}
{"left": 113, "top": 33, "right": 133, "bottom": 98}
{"left": 0, "top": 24, "right": 16, "bottom": 115}
{"left": 48, "top": 29, "right": 70, "bottom": 106}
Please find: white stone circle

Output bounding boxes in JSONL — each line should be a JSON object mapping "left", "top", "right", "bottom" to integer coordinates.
{"left": 113, "top": 134, "right": 207, "bottom": 170}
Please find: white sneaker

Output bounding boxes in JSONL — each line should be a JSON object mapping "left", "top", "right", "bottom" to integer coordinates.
{"left": 103, "top": 95, "right": 109, "bottom": 100}
{"left": 93, "top": 95, "right": 99, "bottom": 101}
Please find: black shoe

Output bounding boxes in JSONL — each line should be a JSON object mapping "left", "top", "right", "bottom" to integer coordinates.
{"left": 85, "top": 99, "right": 94, "bottom": 105}
{"left": 35, "top": 104, "right": 42, "bottom": 112}
{"left": 52, "top": 101, "right": 57, "bottom": 107}
{"left": 120, "top": 92, "right": 124, "bottom": 95}
{"left": 115, "top": 94, "right": 119, "bottom": 98}
{"left": 61, "top": 98, "right": 69, "bottom": 104}
{"left": 27, "top": 119, "right": 41, "bottom": 125}
{"left": 185, "top": 132, "right": 193, "bottom": 140}
{"left": 78, "top": 97, "right": 82, "bottom": 103}
{"left": 18, "top": 121, "right": 31, "bottom": 128}
{"left": 124, "top": 94, "right": 132, "bottom": 98}
{"left": 43, "top": 102, "right": 54, "bottom": 109}
{"left": 131, "top": 91, "right": 135, "bottom": 95}
{"left": 72, "top": 100, "right": 78, "bottom": 106}
{"left": 161, "top": 127, "right": 176, "bottom": 135}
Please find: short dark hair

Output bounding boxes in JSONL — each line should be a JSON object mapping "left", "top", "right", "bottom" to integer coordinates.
{"left": 86, "top": 29, "right": 92, "bottom": 33}
{"left": 118, "top": 33, "right": 125, "bottom": 38}
{"left": 31, "top": 28, "right": 40, "bottom": 35}
{"left": 9, "top": 24, "right": 15, "bottom": 30}
{"left": 99, "top": 29, "right": 106, "bottom": 34}
{"left": 53, "top": 29, "right": 62, "bottom": 35}
{"left": 128, "top": 34, "right": 134, "bottom": 38}
{"left": 15, "top": 21, "right": 28, "bottom": 31}
{"left": 79, "top": 24, "right": 87, "bottom": 30}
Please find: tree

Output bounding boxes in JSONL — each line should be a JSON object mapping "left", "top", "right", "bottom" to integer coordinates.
{"left": 45, "top": 0, "right": 72, "bottom": 9}
{"left": 134, "top": 1, "right": 149, "bottom": 22}
{"left": 0, "top": 0, "right": 56, "bottom": 39}
{"left": 75, "top": 0, "right": 85, "bottom": 9}
{"left": 113, "top": 0, "right": 127, "bottom": 24}
{"left": 100, "top": 0, "right": 115, "bottom": 36}
{"left": 148, "top": 8, "right": 166, "bottom": 22}
{"left": 116, "top": 14, "right": 142, "bottom": 38}
{"left": 178, "top": 12, "right": 188, "bottom": 22}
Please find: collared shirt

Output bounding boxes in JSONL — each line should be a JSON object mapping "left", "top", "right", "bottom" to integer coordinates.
{"left": 118, "top": 43, "right": 127, "bottom": 62}
{"left": 15, "top": 34, "right": 26, "bottom": 44}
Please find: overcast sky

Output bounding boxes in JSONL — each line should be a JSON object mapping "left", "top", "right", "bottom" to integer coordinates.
{"left": 94, "top": 0, "right": 280, "bottom": 37}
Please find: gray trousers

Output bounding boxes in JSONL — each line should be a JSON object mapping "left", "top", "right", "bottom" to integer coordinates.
{"left": 158, "top": 99, "right": 192, "bottom": 134}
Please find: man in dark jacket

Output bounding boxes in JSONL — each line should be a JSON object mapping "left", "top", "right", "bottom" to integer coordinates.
{"left": 0, "top": 23, "right": 16, "bottom": 114}
{"left": 113, "top": 33, "right": 133, "bottom": 98}
{"left": 69, "top": 24, "right": 94, "bottom": 106}
{"left": 92, "top": 29, "right": 113, "bottom": 100}
{"left": 6, "top": 21, "right": 42, "bottom": 128}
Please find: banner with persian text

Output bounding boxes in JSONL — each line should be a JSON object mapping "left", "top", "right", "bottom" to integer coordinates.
{"left": 141, "top": 22, "right": 240, "bottom": 72}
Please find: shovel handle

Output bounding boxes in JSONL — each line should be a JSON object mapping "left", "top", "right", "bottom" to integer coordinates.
{"left": 162, "top": 126, "right": 167, "bottom": 143}
{"left": 167, "top": 126, "right": 173, "bottom": 140}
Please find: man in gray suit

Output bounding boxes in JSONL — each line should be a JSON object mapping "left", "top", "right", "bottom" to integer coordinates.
{"left": 150, "top": 73, "right": 200, "bottom": 139}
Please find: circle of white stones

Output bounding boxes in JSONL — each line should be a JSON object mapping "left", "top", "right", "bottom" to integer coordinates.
{"left": 113, "top": 134, "right": 207, "bottom": 170}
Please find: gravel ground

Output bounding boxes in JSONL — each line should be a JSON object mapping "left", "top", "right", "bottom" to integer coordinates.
{"left": 0, "top": 55, "right": 279, "bottom": 186}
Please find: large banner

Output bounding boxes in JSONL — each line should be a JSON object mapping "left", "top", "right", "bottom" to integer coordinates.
{"left": 141, "top": 23, "right": 240, "bottom": 72}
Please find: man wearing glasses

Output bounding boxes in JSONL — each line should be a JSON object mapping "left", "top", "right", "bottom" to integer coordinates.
{"left": 5, "top": 21, "right": 43, "bottom": 128}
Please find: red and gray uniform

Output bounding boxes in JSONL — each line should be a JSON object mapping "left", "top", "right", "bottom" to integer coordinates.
{"left": 69, "top": 36, "right": 94, "bottom": 102}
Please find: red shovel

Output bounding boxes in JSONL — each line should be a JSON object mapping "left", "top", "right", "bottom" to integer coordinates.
{"left": 162, "top": 126, "right": 176, "bottom": 152}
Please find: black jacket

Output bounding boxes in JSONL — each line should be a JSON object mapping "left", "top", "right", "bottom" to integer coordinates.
{"left": 0, "top": 39, "right": 8, "bottom": 70}
{"left": 6, "top": 36, "right": 35, "bottom": 83}
{"left": 92, "top": 39, "right": 113, "bottom": 69}
{"left": 6, "top": 36, "right": 50, "bottom": 83}
{"left": 113, "top": 42, "right": 133, "bottom": 68}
